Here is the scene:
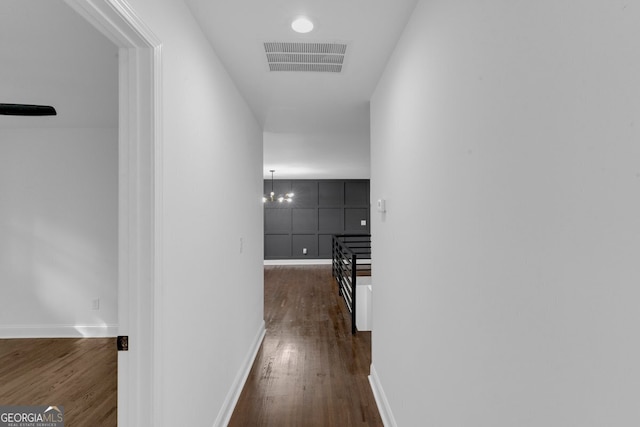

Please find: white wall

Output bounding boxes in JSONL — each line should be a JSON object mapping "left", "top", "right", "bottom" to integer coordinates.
{"left": 0, "top": 128, "right": 118, "bottom": 337}
{"left": 370, "top": 1, "right": 640, "bottom": 426}
{"left": 125, "top": 0, "right": 264, "bottom": 425}
{"left": 264, "top": 130, "right": 370, "bottom": 179}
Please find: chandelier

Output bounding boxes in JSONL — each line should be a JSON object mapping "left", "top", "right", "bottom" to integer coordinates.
{"left": 263, "top": 170, "right": 294, "bottom": 203}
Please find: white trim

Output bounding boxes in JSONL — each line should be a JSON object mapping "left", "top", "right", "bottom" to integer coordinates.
{"left": 0, "top": 324, "right": 119, "bottom": 338}
{"left": 263, "top": 259, "right": 371, "bottom": 266}
{"left": 151, "top": 35, "right": 165, "bottom": 427}
{"left": 213, "top": 321, "right": 266, "bottom": 427}
{"left": 264, "top": 259, "right": 333, "bottom": 266}
{"left": 63, "top": 1, "right": 161, "bottom": 427}
{"left": 369, "top": 364, "right": 398, "bottom": 427}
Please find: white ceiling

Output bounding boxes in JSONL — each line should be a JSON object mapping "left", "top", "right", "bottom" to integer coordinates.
{"left": 1, "top": 0, "right": 417, "bottom": 178}
{"left": 0, "top": 0, "right": 117, "bottom": 129}
{"left": 184, "top": 0, "right": 418, "bottom": 134}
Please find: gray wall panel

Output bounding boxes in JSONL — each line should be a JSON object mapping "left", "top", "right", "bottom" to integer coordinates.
{"left": 265, "top": 208, "right": 291, "bottom": 232}
{"left": 265, "top": 234, "right": 291, "bottom": 257}
{"left": 292, "top": 234, "right": 318, "bottom": 258}
{"left": 264, "top": 179, "right": 369, "bottom": 259}
{"left": 292, "top": 180, "right": 318, "bottom": 207}
{"left": 345, "top": 208, "right": 369, "bottom": 232}
{"left": 318, "top": 208, "right": 342, "bottom": 232}
{"left": 292, "top": 208, "right": 317, "bottom": 232}
{"left": 318, "top": 234, "right": 334, "bottom": 258}
{"left": 345, "top": 181, "right": 369, "bottom": 205}
{"left": 319, "top": 181, "right": 344, "bottom": 206}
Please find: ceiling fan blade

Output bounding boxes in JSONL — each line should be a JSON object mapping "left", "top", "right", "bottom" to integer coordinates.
{"left": 0, "top": 103, "right": 57, "bottom": 116}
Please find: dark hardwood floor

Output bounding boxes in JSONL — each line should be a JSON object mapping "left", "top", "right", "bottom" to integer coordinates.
{"left": 0, "top": 337, "right": 117, "bottom": 426}
{"left": 229, "top": 265, "right": 382, "bottom": 427}
{"left": 0, "top": 266, "right": 378, "bottom": 426}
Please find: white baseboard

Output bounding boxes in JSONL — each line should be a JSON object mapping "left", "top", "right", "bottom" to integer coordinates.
{"left": 213, "top": 320, "right": 266, "bottom": 427}
{"left": 264, "top": 259, "right": 332, "bottom": 266}
{"left": 0, "top": 324, "right": 119, "bottom": 338}
{"left": 369, "top": 364, "right": 398, "bottom": 427}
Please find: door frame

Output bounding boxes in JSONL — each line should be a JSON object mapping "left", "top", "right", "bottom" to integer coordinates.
{"left": 64, "top": 1, "right": 162, "bottom": 426}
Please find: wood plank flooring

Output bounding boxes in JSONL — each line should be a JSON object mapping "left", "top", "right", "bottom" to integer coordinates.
{"left": 0, "top": 337, "right": 117, "bottom": 426}
{"left": 229, "top": 265, "right": 382, "bottom": 427}
{"left": 0, "top": 266, "right": 378, "bottom": 426}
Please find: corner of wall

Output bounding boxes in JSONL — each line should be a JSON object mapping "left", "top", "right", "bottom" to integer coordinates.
{"left": 368, "top": 364, "right": 398, "bottom": 427}
{"left": 212, "top": 320, "right": 266, "bottom": 427}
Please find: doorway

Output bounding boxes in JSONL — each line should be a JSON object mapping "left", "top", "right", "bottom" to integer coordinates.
{"left": 63, "top": 1, "right": 161, "bottom": 426}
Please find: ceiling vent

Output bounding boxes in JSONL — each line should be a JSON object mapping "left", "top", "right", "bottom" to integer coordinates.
{"left": 264, "top": 42, "right": 347, "bottom": 73}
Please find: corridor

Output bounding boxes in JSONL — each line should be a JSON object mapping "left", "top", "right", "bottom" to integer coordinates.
{"left": 229, "top": 266, "right": 381, "bottom": 426}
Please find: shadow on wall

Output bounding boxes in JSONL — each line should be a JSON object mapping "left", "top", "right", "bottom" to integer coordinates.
{"left": 0, "top": 214, "right": 117, "bottom": 337}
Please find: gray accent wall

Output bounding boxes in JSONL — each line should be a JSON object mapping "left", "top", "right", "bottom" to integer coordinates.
{"left": 264, "top": 180, "right": 370, "bottom": 259}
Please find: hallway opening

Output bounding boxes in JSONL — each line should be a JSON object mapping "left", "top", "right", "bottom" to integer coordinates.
{"left": 230, "top": 266, "right": 381, "bottom": 426}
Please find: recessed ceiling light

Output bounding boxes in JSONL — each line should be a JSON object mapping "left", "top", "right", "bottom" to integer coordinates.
{"left": 291, "top": 17, "right": 314, "bottom": 33}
